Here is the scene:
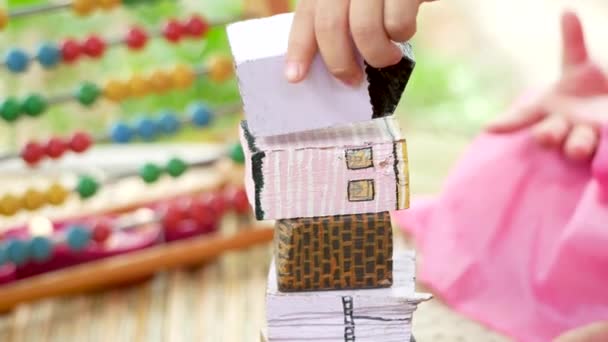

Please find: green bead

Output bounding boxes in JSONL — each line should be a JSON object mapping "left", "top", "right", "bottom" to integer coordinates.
{"left": 21, "top": 94, "right": 47, "bottom": 117}
{"left": 166, "top": 158, "right": 187, "bottom": 178}
{"left": 75, "top": 82, "right": 100, "bottom": 106}
{"left": 229, "top": 143, "right": 245, "bottom": 164}
{"left": 0, "top": 97, "right": 21, "bottom": 122}
{"left": 76, "top": 176, "right": 99, "bottom": 199}
{"left": 140, "top": 163, "right": 162, "bottom": 183}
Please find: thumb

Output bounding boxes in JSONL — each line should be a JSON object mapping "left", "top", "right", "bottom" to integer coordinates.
{"left": 486, "top": 90, "right": 547, "bottom": 133}
{"left": 561, "top": 10, "right": 589, "bottom": 69}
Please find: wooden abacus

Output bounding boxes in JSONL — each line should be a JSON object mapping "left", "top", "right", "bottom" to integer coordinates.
{"left": 0, "top": 0, "right": 290, "bottom": 311}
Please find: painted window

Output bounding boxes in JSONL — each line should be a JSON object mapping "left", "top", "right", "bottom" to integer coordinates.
{"left": 345, "top": 147, "right": 373, "bottom": 170}
{"left": 348, "top": 179, "right": 375, "bottom": 202}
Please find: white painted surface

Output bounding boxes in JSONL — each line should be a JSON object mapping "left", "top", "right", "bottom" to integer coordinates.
{"left": 266, "top": 251, "right": 431, "bottom": 341}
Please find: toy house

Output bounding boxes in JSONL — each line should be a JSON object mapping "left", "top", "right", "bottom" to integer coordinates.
{"left": 227, "top": 13, "right": 415, "bottom": 136}
{"left": 239, "top": 116, "right": 409, "bottom": 220}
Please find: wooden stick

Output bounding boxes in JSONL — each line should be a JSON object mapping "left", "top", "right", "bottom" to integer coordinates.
{"left": 0, "top": 225, "right": 274, "bottom": 312}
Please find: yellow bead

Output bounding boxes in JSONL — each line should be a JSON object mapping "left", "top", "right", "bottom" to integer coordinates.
{"left": 148, "top": 70, "right": 173, "bottom": 94}
{"left": 99, "top": 0, "right": 121, "bottom": 10}
{"left": 23, "top": 189, "right": 45, "bottom": 211}
{"left": 0, "top": 9, "right": 8, "bottom": 30}
{"left": 129, "top": 74, "right": 151, "bottom": 98}
{"left": 46, "top": 183, "right": 69, "bottom": 206}
{"left": 207, "top": 56, "right": 234, "bottom": 83}
{"left": 103, "top": 79, "right": 130, "bottom": 102}
{"left": 172, "top": 64, "right": 196, "bottom": 89}
{"left": 0, "top": 194, "right": 21, "bottom": 216}
{"left": 72, "top": 0, "right": 95, "bottom": 16}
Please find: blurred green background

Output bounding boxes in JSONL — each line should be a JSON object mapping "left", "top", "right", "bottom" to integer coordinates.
{"left": 0, "top": 0, "right": 512, "bottom": 151}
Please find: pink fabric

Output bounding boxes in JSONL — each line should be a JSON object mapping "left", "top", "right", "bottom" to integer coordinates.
{"left": 393, "top": 127, "right": 608, "bottom": 342}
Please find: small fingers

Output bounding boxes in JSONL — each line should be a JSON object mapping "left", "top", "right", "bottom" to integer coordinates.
{"left": 286, "top": 0, "right": 318, "bottom": 83}
{"left": 564, "top": 123, "right": 598, "bottom": 161}
{"left": 532, "top": 115, "right": 571, "bottom": 148}
{"left": 350, "top": 0, "right": 402, "bottom": 68}
{"left": 384, "top": 0, "right": 419, "bottom": 42}
{"left": 314, "top": 0, "right": 363, "bottom": 86}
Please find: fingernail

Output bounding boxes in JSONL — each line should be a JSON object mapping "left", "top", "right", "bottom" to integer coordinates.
{"left": 285, "top": 62, "right": 302, "bottom": 82}
{"left": 343, "top": 73, "right": 364, "bottom": 87}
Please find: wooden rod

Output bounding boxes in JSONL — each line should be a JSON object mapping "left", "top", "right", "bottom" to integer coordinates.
{"left": 0, "top": 225, "right": 274, "bottom": 312}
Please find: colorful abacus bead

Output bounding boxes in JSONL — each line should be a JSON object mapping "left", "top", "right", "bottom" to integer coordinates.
{"left": 45, "top": 137, "right": 68, "bottom": 159}
{"left": 61, "top": 39, "right": 81, "bottom": 63}
{"left": 125, "top": 27, "right": 148, "bottom": 50}
{"left": 69, "top": 132, "right": 93, "bottom": 153}
{"left": 76, "top": 176, "right": 99, "bottom": 199}
{"left": 172, "top": 64, "right": 195, "bottom": 88}
{"left": 0, "top": 9, "right": 8, "bottom": 30}
{"left": 162, "top": 19, "right": 184, "bottom": 43}
{"left": 229, "top": 143, "right": 245, "bottom": 164}
{"left": 100, "top": 0, "right": 121, "bottom": 10}
{"left": 92, "top": 220, "right": 112, "bottom": 244}
{"left": 188, "top": 198, "right": 218, "bottom": 230}
{"left": 228, "top": 188, "right": 250, "bottom": 214}
{"left": 46, "top": 183, "right": 69, "bottom": 206}
{"left": 166, "top": 158, "right": 187, "bottom": 177}
{"left": 22, "top": 141, "right": 45, "bottom": 165}
{"left": 22, "top": 189, "right": 46, "bottom": 211}
{"left": 5, "top": 48, "right": 30, "bottom": 73}
{"left": 189, "top": 103, "right": 213, "bottom": 127}
{"left": 128, "top": 74, "right": 151, "bottom": 97}
{"left": 21, "top": 94, "right": 47, "bottom": 117}
{"left": 140, "top": 163, "right": 162, "bottom": 183}
{"left": 28, "top": 236, "right": 53, "bottom": 262}
{"left": 76, "top": 82, "right": 101, "bottom": 106}
{"left": 0, "top": 97, "right": 21, "bottom": 122}
{"left": 184, "top": 15, "right": 209, "bottom": 37}
{"left": 0, "top": 194, "right": 21, "bottom": 216}
{"left": 66, "top": 225, "right": 91, "bottom": 251}
{"left": 207, "top": 56, "right": 234, "bottom": 82}
{"left": 158, "top": 111, "right": 181, "bottom": 134}
{"left": 110, "top": 122, "right": 133, "bottom": 143}
{"left": 37, "top": 42, "right": 61, "bottom": 69}
{"left": 72, "top": 0, "right": 96, "bottom": 16}
{"left": 6, "top": 239, "right": 28, "bottom": 265}
{"left": 149, "top": 70, "right": 173, "bottom": 93}
{"left": 103, "top": 80, "right": 130, "bottom": 102}
{"left": 136, "top": 117, "right": 158, "bottom": 141}
{"left": 82, "top": 35, "right": 106, "bottom": 58}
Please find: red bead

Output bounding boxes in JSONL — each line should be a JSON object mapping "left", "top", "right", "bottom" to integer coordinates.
{"left": 61, "top": 39, "right": 81, "bottom": 63}
{"left": 45, "top": 137, "right": 67, "bottom": 159}
{"left": 21, "top": 141, "right": 45, "bottom": 165}
{"left": 202, "top": 192, "right": 227, "bottom": 216}
{"left": 184, "top": 15, "right": 209, "bottom": 38}
{"left": 188, "top": 198, "right": 218, "bottom": 229}
{"left": 82, "top": 35, "right": 106, "bottom": 58}
{"left": 92, "top": 219, "right": 112, "bottom": 244}
{"left": 161, "top": 202, "right": 187, "bottom": 232}
{"left": 228, "top": 188, "right": 251, "bottom": 214}
{"left": 69, "top": 131, "right": 93, "bottom": 153}
{"left": 125, "top": 27, "right": 148, "bottom": 50}
{"left": 162, "top": 20, "right": 183, "bottom": 43}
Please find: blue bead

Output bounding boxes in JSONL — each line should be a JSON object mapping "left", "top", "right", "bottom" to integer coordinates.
{"left": 66, "top": 226, "right": 91, "bottom": 251}
{"left": 110, "top": 122, "right": 133, "bottom": 143}
{"left": 36, "top": 42, "right": 61, "bottom": 69}
{"left": 6, "top": 239, "right": 29, "bottom": 265}
{"left": 157, "top": 111, "right": 181, "bottom": 134}
{"left": 28, "top": 236, "right": 53, "bottom": 262}
{"left": 136, "top": 117, "right": 158, "bottom": 141}
{"left": 5, "top": 48, "right": 30, "bottom": 73}
{"left": 188, "top": 103, "right": 213, "bottom": 127}
{"left": 0, "top": 245, "right": 7, "bottom": 266}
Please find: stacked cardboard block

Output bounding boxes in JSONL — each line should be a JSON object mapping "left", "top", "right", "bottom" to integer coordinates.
{"left": 228, "top": 13, "right": 431, "bottom": 342}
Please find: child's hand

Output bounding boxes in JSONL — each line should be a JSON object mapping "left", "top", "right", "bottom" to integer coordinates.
{"left": 285, "top": 0, "right": 434, "bottom": 86}
{"left": 553, "top": 321, "right": 608, "bottom": 342}
{"left": 488, "top": 11, "right": 608, "bottom": 161}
